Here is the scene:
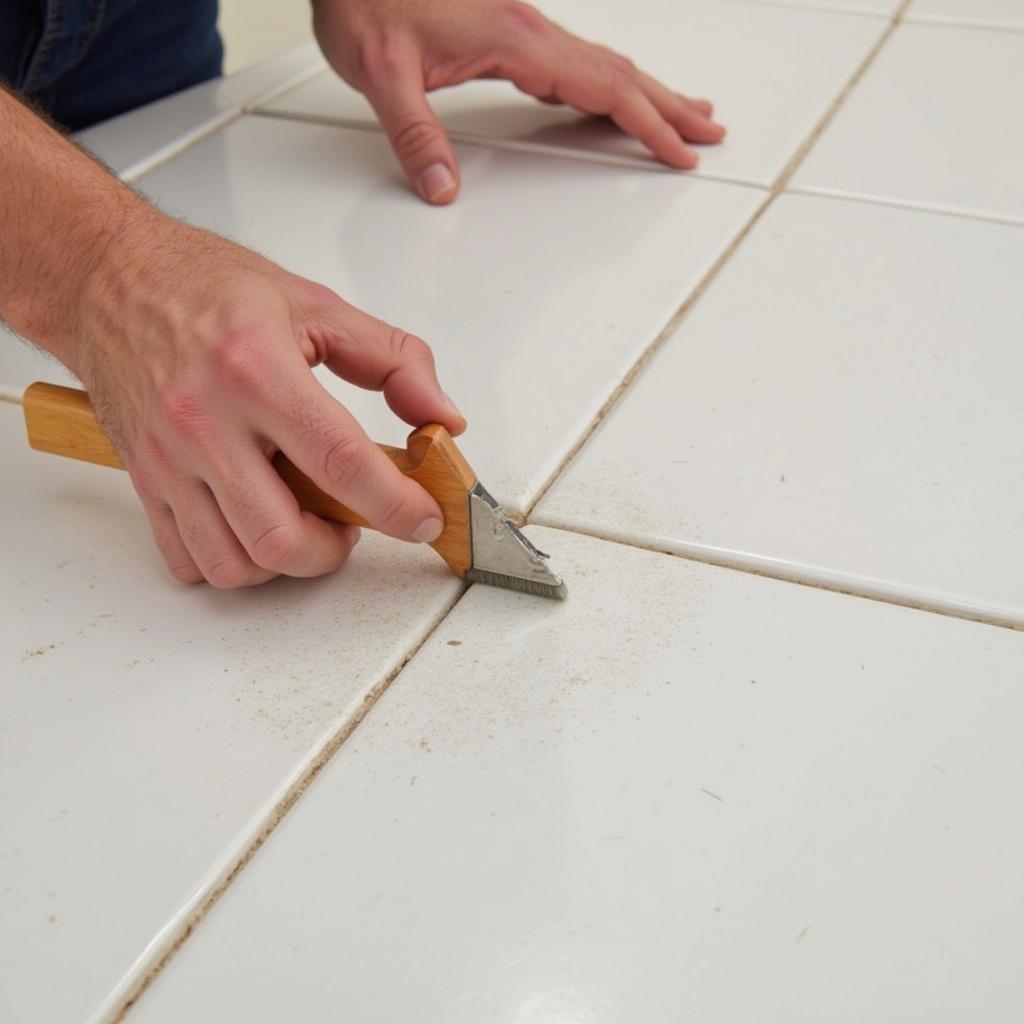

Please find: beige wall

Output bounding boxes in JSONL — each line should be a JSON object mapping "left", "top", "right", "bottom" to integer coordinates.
{"left": 218, "top": 0, "right": 314, "bottom": 74}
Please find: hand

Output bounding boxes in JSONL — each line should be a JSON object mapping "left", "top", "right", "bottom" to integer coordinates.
{"left": 313, "top": 0, "right": 726, "bottom": 204}
{"left": 69, "top": 209, "right": 466, "bottom": 588}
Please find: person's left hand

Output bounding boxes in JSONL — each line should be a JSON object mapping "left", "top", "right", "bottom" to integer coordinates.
{"left": 313, "top": 0, "right": 726, "bottom": 204}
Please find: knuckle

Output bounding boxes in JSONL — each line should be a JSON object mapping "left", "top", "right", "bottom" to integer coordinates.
{"left": 599, "top": 47, "right": 635, "bottom": 75}
{"left": 388, "top": 327, "right": 433, "bottom": 366}
{"left": 389, "top": 117, "right": 440, "bottom": 160}
{"left": 375, "top": 493, "right": 412, "bottom": 534}
{"left": 357, "top": 36, "right": 404, "bottom": 84}
{"left": 250, "top": 521, "right": 302, "bottom": 571}
{"left": 157, "top": 384, "right": 209, "bottom": 442}
{"left": 204, "top": 557, "right": 252, "bottom": 590}
{"left": 501, "top": 1, "right": 552, "bottom": 38}
{"left": 318, "top": 431, "right": 371, "bottom": 493}
{"left": 606, "top": 67, "right": 634, "bottom": 103}
{"left": 298, "top": 279, "right": 345, "bottom": 312}
{"left": 213, "top": 331, "right": 271, "bottom": 397}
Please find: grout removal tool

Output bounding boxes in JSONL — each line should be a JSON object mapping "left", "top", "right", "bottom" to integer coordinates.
{"left": 22, "top": 382, "right": 567, "bottom": 600}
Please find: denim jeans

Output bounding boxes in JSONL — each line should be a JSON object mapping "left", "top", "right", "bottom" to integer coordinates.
{"left": 0, "top": 0, "right": 222, "bottom": 130}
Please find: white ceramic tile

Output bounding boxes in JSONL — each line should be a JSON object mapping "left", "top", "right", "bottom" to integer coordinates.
{"left": 258, "top": 0, "right": 886, "bottom": 186}
{"left": 537, "top": 194, "right": 1024, "bottom": 626}
{"left": 0, "top": 400, "right": 461, "bottom": 1023}
{"left": 129, "top": 115, "right": 762, "bottom": 514}
{"left": 792, "top": 23, "right": 1024, "bottom": 224}
{"left": 131, "top": 527, "right": 1024, "bottom": 1023}
{"left": 906, "top": 0, "right": 1024, "bottom": 30}
{"left": 73, "top": 42, "right": 324, "bottom": 180}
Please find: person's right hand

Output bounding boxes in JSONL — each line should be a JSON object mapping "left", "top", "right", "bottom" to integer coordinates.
{"left": 67, "top": 209, "right": 466, "bottom": 588}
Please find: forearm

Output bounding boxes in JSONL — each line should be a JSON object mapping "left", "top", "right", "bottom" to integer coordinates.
{"left": 0, "top": 88, "right": 148, "bottom": 371}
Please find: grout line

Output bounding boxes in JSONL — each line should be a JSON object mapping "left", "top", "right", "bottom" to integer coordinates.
{"left": 522, "top": 2, "right": 909, "bottom": 521}
{"left": 248, "top": 108, "right": 764, "bottom": 190}
{"left": 785, "top": 184, "right": 1024, "bottom": 229}
{"left": 769, "top": 0, "right": 911, "bottom": 192}
{"left": 111, "top": 584, "right": 470, "bottom": 1021}
{"left": 114, "top": 110, "right": 245, "bottom": 183}
{"left": 521, "top": 189, "right": 775, "bottom": 519}
{"left": 240, "top": 61, "right": 328, "bottom": 115}
{"left": 903, "top": 15, "right": 1024, "bottom": 35}
{"left": 534, "top": 518, "right": 1024, "bottom": 634}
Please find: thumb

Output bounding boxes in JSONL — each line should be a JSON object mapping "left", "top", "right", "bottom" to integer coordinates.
{"left": 362, "top": 50, "right": 460, "bottom": 205}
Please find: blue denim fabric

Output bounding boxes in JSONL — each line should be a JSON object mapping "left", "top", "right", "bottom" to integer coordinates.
{"left": 1, "top": 0, "right": 223, "bottom": 130}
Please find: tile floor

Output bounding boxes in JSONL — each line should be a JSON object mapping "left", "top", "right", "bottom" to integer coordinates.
{"left": 257, "top": 0, "right": 888, "bottom": 186}
{"left": 792, "top": 22, "right": 1024, "bottom": 223}
{"left": 3, "top": 3, "right": 1022, "bottom": 1021}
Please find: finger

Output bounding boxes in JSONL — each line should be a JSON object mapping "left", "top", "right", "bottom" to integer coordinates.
{"left": 686, "top": 97, "right": 714, "bottom": 117}
{"left": 636, "top": 70, "right": 726, "bottom": 144}
{"left": 360, "top": 38, "right": 460, "bottom": 205}
{"left": 206, "top": 445, "right": 362, "bottom": 577}
{"left": 301, "top": 293, "right": 466, "bottom": 436}
{"left": 141, "top": 494, "right": 204, "bottom": 584}
{"left": 539, "top": 49, "right": 697, "bottom": 168}
{"left": 128, "top": 465, "right": 203, "bottom": 583}
{"left": 171, "top": 478, "right": 278, "bottom": 589}
{"left": 275, "top": 381, "right": 445, "bottom": 544}
{"left": 590, "top": 67, "right": 698, "bottom": 169}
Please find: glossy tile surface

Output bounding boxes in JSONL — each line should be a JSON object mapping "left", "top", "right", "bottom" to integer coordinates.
{"left": 906, "top": 0, "right": 1024, "bottom": 29}
{"left": 132, "top": 115, "right": 762, "bottom": 513}
{"left": 258, "top": 0, "right": 886, "bottom": 186}
{"left": 74, "top": 43, "right": 324, "bottom": 179}
{"left": 0, "top": 401, "right": 461, "bottom": 1023}
{"left": 132, "top": 527, "right": 1024, "bottom": 1023}
{"left": 537, "top": 194, "right": 1024, "bottom": 625}
{"left": 792, "top": 23, "right": 1024, "bottom": 223}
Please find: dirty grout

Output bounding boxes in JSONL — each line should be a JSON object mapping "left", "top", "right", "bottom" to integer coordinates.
{"left": 111, "top": 584, "right": 469, "bottom": 1021}
{"left": 62, "top": 9, "right": 925, "bottom": 1015}
{"left": 523, "top": 0, "right": 911, "bottom": 522}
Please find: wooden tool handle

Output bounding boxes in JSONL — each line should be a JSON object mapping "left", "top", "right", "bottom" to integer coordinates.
{"left": 22, "top": 382, "right": 477, "bottom": 578}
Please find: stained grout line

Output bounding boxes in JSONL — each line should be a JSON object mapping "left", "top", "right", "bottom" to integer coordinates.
{"left": 522, "top": 1, "right": 909, "bottom": 523}
{"left": 34, "top": 9, "right": 955, "bottom": 1013}
{"left": 785, "top": 184, "right": 1024, "bottom": 229}
{"left": 770, "top": 0, "right": 911, "bottom": 191}
{"left": 521, "top": 191, "right": 775, "bottom": 518}
{"left": 110, "top": 584, "right": 470, "bottom": 1022}
{"left": 535, "top": 518, "right": 1024, "bottom": 633}
{"left": 523, "top": 0, "right": 1024, "bottom": 640}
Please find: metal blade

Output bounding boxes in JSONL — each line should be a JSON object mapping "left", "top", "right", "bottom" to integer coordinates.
{"left": 465, "top": 483, "right": 567, "bottom": 600}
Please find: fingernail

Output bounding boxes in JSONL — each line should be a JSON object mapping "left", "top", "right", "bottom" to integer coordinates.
{"left": 417, "top": 163, "right": 456, "bottom": 203}
{"left": 443, "top": 391, "right": 465, "bottom": 421}
{"left": 412, "top": 516, "right": 443, "bottom": 544}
